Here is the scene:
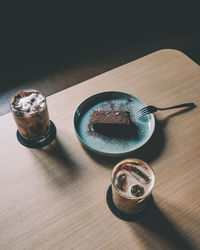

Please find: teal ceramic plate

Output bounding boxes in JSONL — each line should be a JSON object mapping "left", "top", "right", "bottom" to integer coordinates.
{"left": 73, "top": 91, "right": 155, "bottom": 156}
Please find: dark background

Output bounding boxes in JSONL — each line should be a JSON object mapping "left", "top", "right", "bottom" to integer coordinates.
{"left": 1, "top": 2, "right": 200, "bottom": 115}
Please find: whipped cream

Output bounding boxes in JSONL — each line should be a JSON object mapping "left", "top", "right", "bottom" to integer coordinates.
{"left": 13, "top": 92, "right": 45, "bottom": 114}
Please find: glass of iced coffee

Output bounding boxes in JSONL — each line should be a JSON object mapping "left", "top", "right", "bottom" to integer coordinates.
{"left": 10, "top": 89, "right": 53, "bottom": 146}
{"left": 111, "top": 158, "right": 155, "bottom": 214}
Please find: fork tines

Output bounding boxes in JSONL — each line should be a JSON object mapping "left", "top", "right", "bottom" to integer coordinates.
{"left": 136, "top": 107, "right": 150, "bottom": 118}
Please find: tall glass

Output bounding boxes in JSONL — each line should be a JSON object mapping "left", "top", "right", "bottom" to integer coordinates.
{"left": 10, "top": 89, "right": 50, "bottom": 143}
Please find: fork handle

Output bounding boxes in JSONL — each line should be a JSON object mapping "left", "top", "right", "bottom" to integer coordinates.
{"left": 158, "top": 103, "right": 195, "bottom": 111}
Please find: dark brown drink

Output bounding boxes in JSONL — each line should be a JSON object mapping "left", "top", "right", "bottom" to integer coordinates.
{"left": 10, "top": 89, "right": 50, "bottom": 142}
{"left": 111, "top": 158, "right": 155, "bottom": 214}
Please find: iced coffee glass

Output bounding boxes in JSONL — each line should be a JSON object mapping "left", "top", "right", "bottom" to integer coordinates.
{"left": 111, "top": 158, "right": 155, "bottom": 214}
{"left": 10, "top": 89, "right": 50, "bottom": 143}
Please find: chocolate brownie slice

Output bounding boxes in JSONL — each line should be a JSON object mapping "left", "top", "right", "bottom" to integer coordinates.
{"left": 91, "top": 110, "right": 131, "bottom": 134}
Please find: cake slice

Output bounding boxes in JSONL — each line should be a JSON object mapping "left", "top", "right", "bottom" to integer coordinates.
{"left": 91, "top": 110, "right": 131, "bottom": 134}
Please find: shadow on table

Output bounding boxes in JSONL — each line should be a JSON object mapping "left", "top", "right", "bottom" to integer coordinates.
{"left": 31, "top": 138, "right": 81, "bottom": 186}
{"left": 106, "top": 185, "right": 196, "bottom": 249}
{"left": 128, "top": 198, "right": 196, "bottom": 250}
{"left": 84, "top": 105, "right": 196, "bottom": 167}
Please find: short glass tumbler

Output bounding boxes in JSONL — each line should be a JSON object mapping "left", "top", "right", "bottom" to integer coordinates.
{"left": 111, "top": 158, "right": 155, "bottom": 214}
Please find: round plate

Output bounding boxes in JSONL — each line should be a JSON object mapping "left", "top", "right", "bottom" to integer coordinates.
{"left": 73, "top": 91, "right": 155, "bottom": 156}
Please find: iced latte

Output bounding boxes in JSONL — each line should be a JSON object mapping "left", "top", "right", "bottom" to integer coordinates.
{"left": 111, "top": 158, "right": 155, "bottom": 214}
{"left": 10, "top": 89, "right": 50, "bottom": 142}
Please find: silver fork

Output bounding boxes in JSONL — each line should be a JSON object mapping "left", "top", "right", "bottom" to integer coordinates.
{"left": 136, "top": 103, "right": 195, "bottom": 117}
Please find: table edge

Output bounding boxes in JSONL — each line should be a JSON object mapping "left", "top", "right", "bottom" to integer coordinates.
{"left": 1, "top": 49, "right": 199, "bottom": 120}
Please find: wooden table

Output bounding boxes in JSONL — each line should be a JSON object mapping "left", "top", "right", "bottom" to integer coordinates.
{"left": 0, "top": 49, "right": 199, "bottom": 250}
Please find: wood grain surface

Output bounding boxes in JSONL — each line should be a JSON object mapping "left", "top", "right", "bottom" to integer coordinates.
{"left": 0, "top": 49, "right": 199, "bottom": 250}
